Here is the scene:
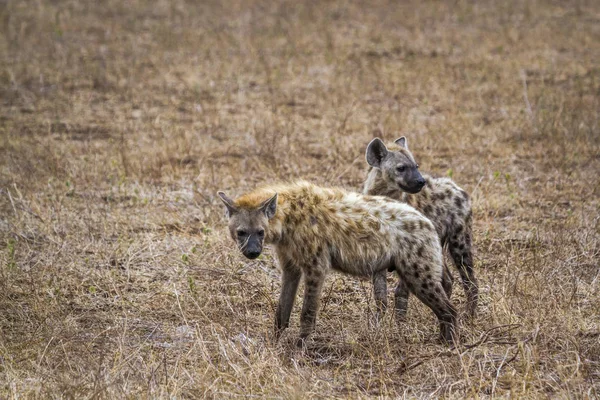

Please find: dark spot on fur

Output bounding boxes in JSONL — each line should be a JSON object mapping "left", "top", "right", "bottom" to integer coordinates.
{"left": 455, "top": 225, "right": 463, "bottom": 234}
{"left": 414, "top": 271, "right": 420, "bottom": 279}
{"left": 448, "top": 217, "right": 456, "bottom": 230}
{"left": 306, "top": 279, "right": 319, "bottom": 288}
{"left": 310, "top": 216, "right": 317, "bottom": 226}
{"left": 422, "top": 282, "right": 429, "bottom": 289}
{"left": 454, "top": 197, "right": 463, "bottom": 208}
{"left": 424, "top": 265, "right": 430, "bottom": 272}
{"left": 417, "top": 246, "right": 424, "bottom": 257}
{"left": 424, "top": 205, "right": 433, "bottom": 215}
{"left": 426, "top": 274, "right": 432, "bottom": 280}
{"left": 368, "top": 220, "right": 380, "bottom": 230}
{"left": 435, "top": 287, "right": 441, "bottom": 293}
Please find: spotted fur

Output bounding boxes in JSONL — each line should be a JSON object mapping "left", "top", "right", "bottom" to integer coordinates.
{"left": 218, "top": 181, "right": 457, "bottom": 344}
{"left": 364, "top": 137, "right": 479, "bottom": 317}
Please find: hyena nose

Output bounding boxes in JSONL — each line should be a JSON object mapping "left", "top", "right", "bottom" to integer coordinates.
{"left": 246, "top": 250, "right": 261, "bottom": 259}
{"left": 417, "top": 178, "right": 426, "bottom": 186}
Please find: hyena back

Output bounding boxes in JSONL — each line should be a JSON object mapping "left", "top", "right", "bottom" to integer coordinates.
{"left": 364, "top": 137, "right": 479, "bottom": 317}
{"left": 218, "top": 181, "right": 457, "bottom": 344}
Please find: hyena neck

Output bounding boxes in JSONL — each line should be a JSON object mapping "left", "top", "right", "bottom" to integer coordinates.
{"left": 266, "top": 217, "right": 284, "bottom": 245}
{"left": 265, "top": 196, "right": 290, "bottom": 245}
{"left": 363, "top": 168, "right": 397, "bottom": 197}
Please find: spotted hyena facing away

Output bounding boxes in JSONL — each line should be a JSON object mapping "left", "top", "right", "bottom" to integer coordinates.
{"left": 218, "top": 181, "right": 457, "bottom": 345}
{"left": 364, "top": 137, "right": 479, "bottom": 317}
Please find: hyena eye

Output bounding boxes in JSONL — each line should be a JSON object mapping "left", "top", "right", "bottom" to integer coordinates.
{"left": 416, "top": 164, "right": 420, "bottom": 169}
{"left": 257, "top": 229, "right": 265, "bottom": 237}
{"left": 397, "top": 166, "right": 406, "bottom": 172}
{"left": 237, "top": 230, "right": 247, "bottom": 237}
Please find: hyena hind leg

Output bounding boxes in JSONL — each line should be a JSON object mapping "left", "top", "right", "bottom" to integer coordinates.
{"left": 449, "top": 231, "right": 478, "bottom": 318}
{"left": 441, "top": 261, "right": 454, "bottom": 299}
{"left": 413, "top": 282, "right": 458, "bottom": 343}
{"left": 397, "top": 262, "right": 458, "bottom": 343}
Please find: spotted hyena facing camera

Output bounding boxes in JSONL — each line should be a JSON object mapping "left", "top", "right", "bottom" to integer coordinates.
{"left": 218, "top": 181, "right": 458, "bottom": 345}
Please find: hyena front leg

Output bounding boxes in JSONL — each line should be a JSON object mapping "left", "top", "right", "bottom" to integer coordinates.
{"left": 297, "top": 266, "right": 326, "bottom": 346}
{"left": 375, "top": 266, "right": 412, "bottom": 322}
{"left": 372, "top": 270, "right": 388, "bottom": 322}
{"left": 274, "top": 264, "right": 302, "bottom": 340}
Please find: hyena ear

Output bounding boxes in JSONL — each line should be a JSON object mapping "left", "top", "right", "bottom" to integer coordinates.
{"left": 366, "top": 138, "right": 388, "bottom": 168}
{"left": 217, "top": 191, "right": 238, "bottom": 218}
{"left": 394, "top": 136, "right": 408, "bottom": 149}
{"left": 260, "top": 193, "right": 278, "bottom": 219}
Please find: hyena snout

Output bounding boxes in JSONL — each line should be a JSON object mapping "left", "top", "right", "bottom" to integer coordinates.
{"left": 400, "top": 171, "right": 426, "bottom": 194}
{"left": 241, "top": 236, "right": 263, "bottom": 259}
{"left": 414, "top": 176, "right": 426, "bottom": 188}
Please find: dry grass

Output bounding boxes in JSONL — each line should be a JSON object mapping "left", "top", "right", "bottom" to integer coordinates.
{"left": 1, "top": 0, "right": 599, "bottom": 397}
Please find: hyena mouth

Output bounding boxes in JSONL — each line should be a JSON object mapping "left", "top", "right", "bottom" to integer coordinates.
{"left": 398, "top": 182, "right": 425, "bottom": 194}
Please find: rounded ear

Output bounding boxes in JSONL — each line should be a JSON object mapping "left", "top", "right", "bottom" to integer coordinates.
{"left": 366, "top": 138, "right": 388, "bottom": 168}
{"left": 260, "top": 193, "right": 278, "bottom": 219}
{"left": 217, "top": 191, "right": 238, "bottom": 217}
{"left": 394, "top": 136, "right": 408, "bottom": 149}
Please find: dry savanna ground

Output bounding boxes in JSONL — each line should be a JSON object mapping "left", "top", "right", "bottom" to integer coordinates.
{"left": 1, "top": 0, "right": 599, "bottom": 398}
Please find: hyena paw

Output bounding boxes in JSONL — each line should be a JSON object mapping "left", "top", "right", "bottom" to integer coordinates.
{"left": 295, "top": 336, "right": 308, "bottom": 349}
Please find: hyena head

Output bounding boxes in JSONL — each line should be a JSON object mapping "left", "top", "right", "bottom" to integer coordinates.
{"left": 217, "top": 191, "right": 278, "bottom": 259}
{"left": 366, "top": 137, "right": 426, "bottom": 194}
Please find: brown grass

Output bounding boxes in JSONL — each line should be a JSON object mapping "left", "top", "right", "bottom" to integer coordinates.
{"left": 1, "top": 0, "right": 599, "bottom": 397}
